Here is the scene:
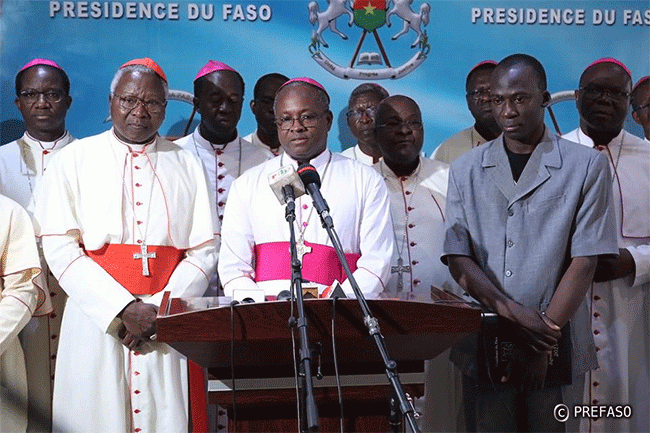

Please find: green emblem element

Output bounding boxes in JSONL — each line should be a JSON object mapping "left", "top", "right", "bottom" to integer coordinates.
{"left": 353, "top": 0, "right": 386, "bottom": 31}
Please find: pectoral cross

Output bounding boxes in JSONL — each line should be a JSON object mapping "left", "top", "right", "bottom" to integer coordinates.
{"left": 296, "top": 238, "right": 312, "bottom": 261}
{"left": 391, "top": 257, "right": 411, "bottom": 291}
{"left": 133, "top": 244, "right": 156, "bottom": 276}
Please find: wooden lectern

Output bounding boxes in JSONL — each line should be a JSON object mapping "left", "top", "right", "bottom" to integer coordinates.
{"left": 157, "top": 289, "right": 482, "bottom": 432}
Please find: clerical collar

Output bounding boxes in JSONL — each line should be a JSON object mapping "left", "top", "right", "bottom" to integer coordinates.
{"left": 194, "top": 125, "right": 237, "bottom": 150}
{"left": 110, "top": 128, "right": 156, "bottom": 152}
{"left": 24, "top": 130, "right": 70, "bottom": 149}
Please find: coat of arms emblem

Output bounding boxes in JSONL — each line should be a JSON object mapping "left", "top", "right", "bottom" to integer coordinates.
{"left": 308, "top": 0, "right": 431, "bottom": 80}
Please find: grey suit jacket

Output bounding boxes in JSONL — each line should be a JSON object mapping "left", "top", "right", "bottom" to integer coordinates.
{"left": 443, "top": 127, "right": 618, "bottom": 377}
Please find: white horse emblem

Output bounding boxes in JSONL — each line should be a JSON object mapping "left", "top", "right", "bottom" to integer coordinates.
{"left": 307, "top": 0, "right": 431, "bottom": 80}
{"left": 308, "top": 0, "right": 354, "bottom": 48}
{"left": 386, "top": 0, "right": 431, "bottom": 48}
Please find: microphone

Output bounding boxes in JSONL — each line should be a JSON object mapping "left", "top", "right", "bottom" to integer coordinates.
{"left": 268, "top": 165, "right": 306, "bottom": 205}
{"left": 297, "top": 164, "right": 331, "bottom": 221}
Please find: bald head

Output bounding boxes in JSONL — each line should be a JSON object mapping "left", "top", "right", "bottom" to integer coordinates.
{"left": 375, "top": 96, "right": 423, "bottom": 174}
{"left": 375, "top": 95, "right": 421, "bottom": 127}
{"left": 274, "top": 81, "right": 330, "bottom": 114}
{"left": 577, "top": 61, "right": 632, "bottom": 138}
{"left": 274, "top": 81, "right": 333, "bottom": 163}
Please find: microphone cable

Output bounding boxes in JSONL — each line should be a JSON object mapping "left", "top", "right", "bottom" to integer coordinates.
{"left": 288, "top": 292, "right": 302, "bottom": 432}
{"left": 229, "top": 300, "right": 238, "bottom": 431}
{"left": 330, "top": 296, "right": 345, "bottom": 433}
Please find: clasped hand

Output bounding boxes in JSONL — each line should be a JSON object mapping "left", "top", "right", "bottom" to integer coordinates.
{"left": 118, "top": 300, "right": 158, "bottom": 350}
{"left": 500, "top": 306, "right": 561, "bottom": 392}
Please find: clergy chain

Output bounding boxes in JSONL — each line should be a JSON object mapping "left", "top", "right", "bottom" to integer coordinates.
{"left": 380, "top": 162, "right": 420, "bottom": 260}
{"left": 113, "top": 135, "right": 158, "bottom": 246}
{"left": 577, "top": 129, "right": 624, "bottom": 184}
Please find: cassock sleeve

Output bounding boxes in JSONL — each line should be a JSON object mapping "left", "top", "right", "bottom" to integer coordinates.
{"left": 42, "top": 234, "right": 136, "bottom": 334}
{"left": 38, "top": 147, "right": 219, "bottom": 333}
{"left": 0, "top": 200, "right": 40, "bottom": 355}
{"left": 36, "top": 149, "right": 135, "bottom": 334}
{"left": 148, "top": 150, "right": 219, "bottom": 305}
{"left": 218, "top": 176, "right": 261, "bottom": 295}
{"left": 148, "top": 239, "right": 217, "bottom": 307}
{"left": 628, "top": 244, "right": 650, "bottom": 287}
{"left": 340, "top": 169, "right": 394, "bottom": 298}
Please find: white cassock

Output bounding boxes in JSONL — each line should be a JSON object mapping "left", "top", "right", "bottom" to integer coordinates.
{"left": 375, "top": 158, "right": 465, "bottom": 432}
{"left": 374, "top": 158, "right": 453, "bottom": 297}
{"left": 34, "top": 129, "right": 218, "bottom": 433}
{"left": 340, "top": 143, "right": 375, "bottom": 166}
{"left": 243, "top": 130, "right": 283, "bottom": 156}
{"left": 176, "top": 128, "right": 273, "bottom": 296}
{"left": 0, "top": 194, "right": 40, "bottom": 433}
{"left": 0, "top": 131, "right": 73, "bottom": 431}
{"left": 175, "top": 127, "right": 273, "bottom": 223}
{"left": 218, "top": 149, "right": 394, "bottom": 298}
{"left": 430, "top": 125, "right": 489, "bottom": 164}
{"left": 564, "top": 127, "right": 650, "bottom": 432}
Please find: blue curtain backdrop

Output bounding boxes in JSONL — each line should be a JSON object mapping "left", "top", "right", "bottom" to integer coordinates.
{"left": 1, "top": 0, "right": 648, "bottom": 155}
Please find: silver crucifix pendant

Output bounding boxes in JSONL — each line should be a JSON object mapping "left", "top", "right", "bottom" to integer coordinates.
{"left": 133, "top": 243, "right": 157, "bottom": 276}
{"left": 391, "top": 257, "right": 412, "bottom": 291}
{"left": 296, "top": 238, "right": 312, "bottom": 261}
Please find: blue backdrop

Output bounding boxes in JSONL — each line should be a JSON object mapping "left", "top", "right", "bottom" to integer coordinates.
{"left": 1, "top": 0, "right": 648, "bottom": 155}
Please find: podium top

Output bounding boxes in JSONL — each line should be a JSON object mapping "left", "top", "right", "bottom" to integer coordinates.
{"left": 157, "top": 289, "right": 482, "bottom": 377}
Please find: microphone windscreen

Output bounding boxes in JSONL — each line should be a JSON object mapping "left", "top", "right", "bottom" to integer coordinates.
{"left": 297, "top": 164, "right": 321, "bottom": 188}
{"left": 268, "top": 165, "right": 306, "bottom": 204}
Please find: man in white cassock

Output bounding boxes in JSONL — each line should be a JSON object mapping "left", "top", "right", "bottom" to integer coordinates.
{"left": 340, "top": 83, "right": 389, "bottom": 165}
{"left": 176, "top": 61, "right": 273, "bottom": 297}
{"left": 0, "top": 58, "right": 72, "bottom": 432}
{"left": 34, "top": 58, "right": 217, "bottom": 433}
{"left": 431, "top": 61, "right": 500, "bottom": 164}
{"left": 374, "top": 95, "right": 463, "bottom": 432}
{"left": 176, "top": 60, "right": 273, "bottom": 224}
{"left": 0, "top": 195, "right": 41, "bottom": 433}
{"left": 631, "top": 76, "right": 650, "bottom": 141}
{"left": 563, "top": 58, "right": 650, "bottom": 433}
{"left": 219, "top": 77, "right": 393, "bottom": 299}
{"left": 243, "top": 72, "right": 290, "bottom": 157}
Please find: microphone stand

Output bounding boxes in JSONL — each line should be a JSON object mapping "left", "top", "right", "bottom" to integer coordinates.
{"left": 283, "top": 185, "right": 320, "bottom": 432}
{"left": 317, "top": 211, "right": 420, "bottom": 433}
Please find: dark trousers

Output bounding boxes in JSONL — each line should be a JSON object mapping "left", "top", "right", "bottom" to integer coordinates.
{"left": 462, "top": 374, "right": 566, "bottom": 433}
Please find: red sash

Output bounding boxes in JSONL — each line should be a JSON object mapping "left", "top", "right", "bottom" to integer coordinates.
{"left": 254, "top": 241, "right": 360, "bottom": 286}
{"left": 85, "top": 244, "right": 185, "bottom": 295}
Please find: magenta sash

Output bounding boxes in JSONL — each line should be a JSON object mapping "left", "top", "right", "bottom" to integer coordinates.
{"left": 254, "top": 241, "right": 360, "bottom": 286}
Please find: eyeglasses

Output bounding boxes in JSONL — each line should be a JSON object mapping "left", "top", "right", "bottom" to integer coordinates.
{"left": 19, "top": 90, "right": 66, "bottom": 103}
{"left": 346, "top": 106, "right": 378, "bottom": 120}
{"left": 275, "top": 112, "right": 326, "bottom": 130}
{"left": 377, "top": 120, "right": 423, "bottom": 131}
{"left": 113, "top": 94, "right": 166, "bottom": 114}
{"left": 466, "top": 89, "right": 491, "bottom": 101}
{"left": 633, "top": 102, "right": 650, "bottom": 112}
{"left": 579, "top": 85, "right": 630, "bottom": 101}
